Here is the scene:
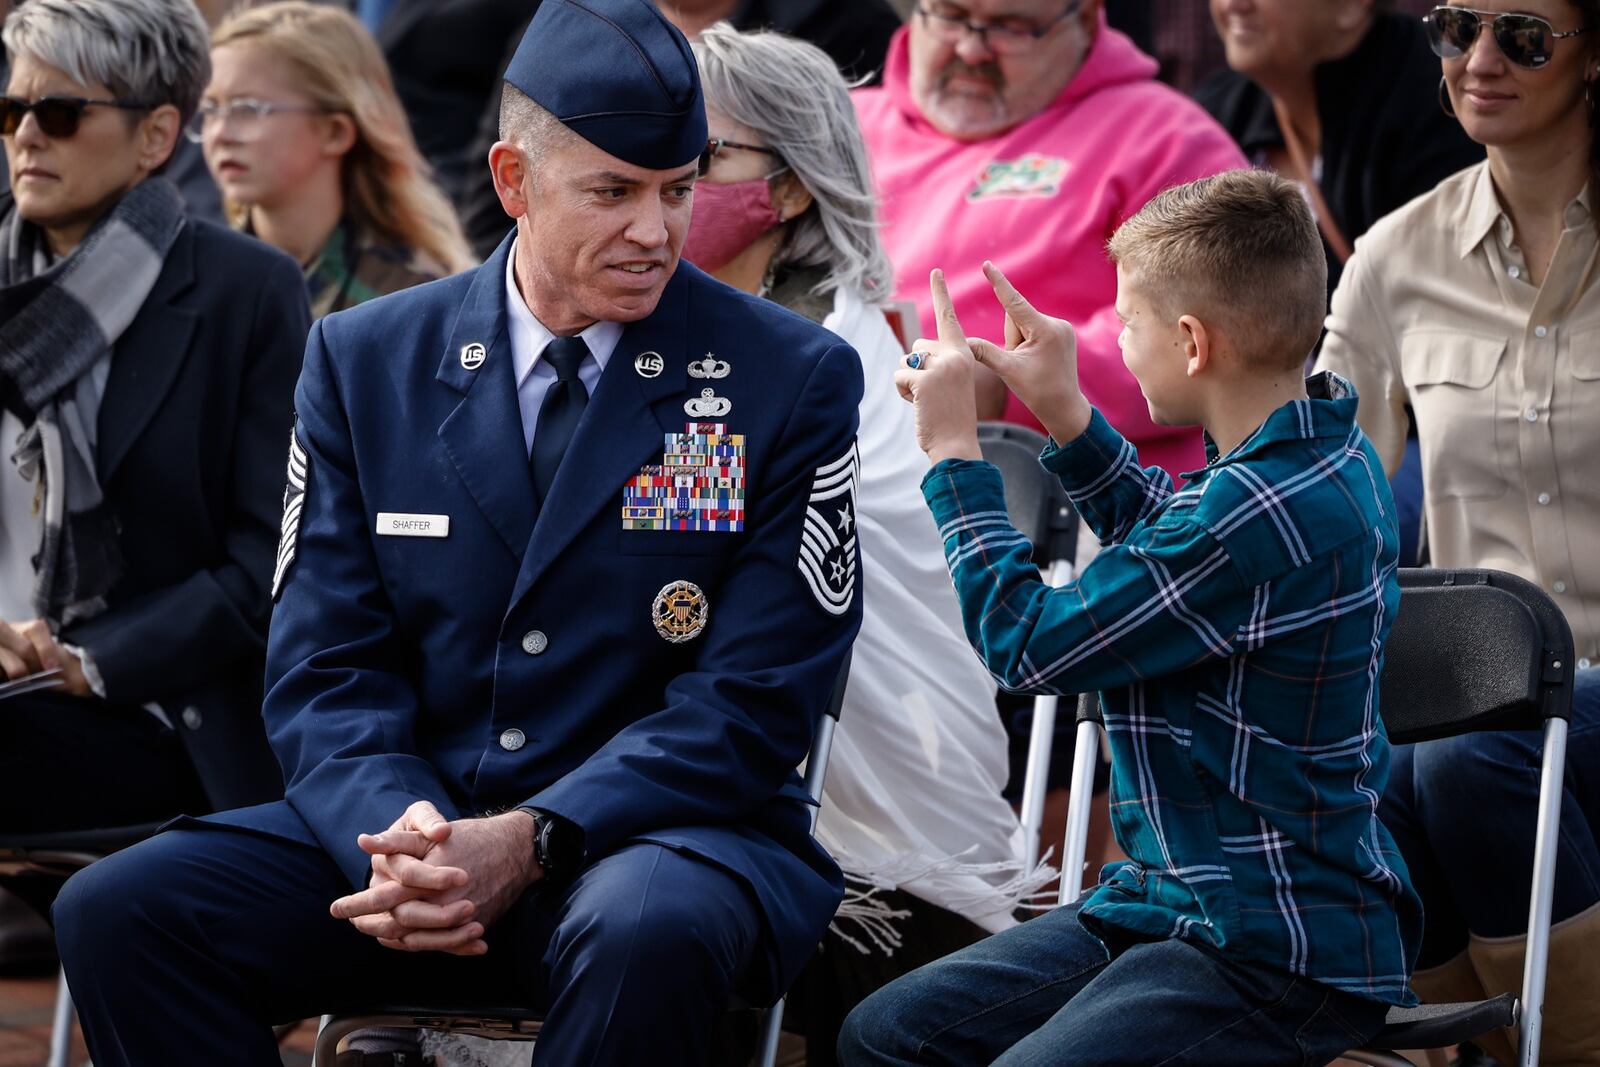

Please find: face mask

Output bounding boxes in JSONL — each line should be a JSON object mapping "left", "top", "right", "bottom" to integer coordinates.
{"left": 681, "top": 177, "right": 783, "bottom": 272}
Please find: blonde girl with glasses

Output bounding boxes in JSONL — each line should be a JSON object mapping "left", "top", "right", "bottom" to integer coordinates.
{"left": 202, "top": 2, "right": 473, "bottom": 318}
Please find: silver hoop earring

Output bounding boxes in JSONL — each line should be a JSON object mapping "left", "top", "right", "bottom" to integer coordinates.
{"left": 1439, "top": 77, "right": 1457, "bottom": 118}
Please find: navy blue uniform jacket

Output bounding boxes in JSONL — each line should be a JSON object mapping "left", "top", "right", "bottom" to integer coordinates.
{"left": 206, "top": 237, "right": 864, "bottom": 998}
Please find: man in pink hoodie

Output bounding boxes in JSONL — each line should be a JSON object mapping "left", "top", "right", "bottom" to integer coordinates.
{"left": 856, "top": 0, "right": 1247, "bottom": 480}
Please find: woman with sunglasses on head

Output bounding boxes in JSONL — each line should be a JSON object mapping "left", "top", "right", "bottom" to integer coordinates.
{"left": 685, "top": 24, "right": 1053, "bottom": 1066}
{"left": 0, "top": 0, "right": 308, "bottom": 909}
{"left": 1316, "top": 2, "right": 1600, "bottom": 1060}
{"left": 202, "top": 2, "right": 474, "bottom": 320}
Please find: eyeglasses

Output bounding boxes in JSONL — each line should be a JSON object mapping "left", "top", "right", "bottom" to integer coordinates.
{"left": 186, "top": 98, "right": 327, "bottom": 142}
{"left": 913, "top": 1, "right": 1082, "bottom": 54}
{"left": 0, "top": 95, "right": 155, "bottom": 139}
{"left": 1425, "top": 6, "right": 1591, "bottom": 70}
{"left": 696, "top": 137, "right": 781, "bottom": 177}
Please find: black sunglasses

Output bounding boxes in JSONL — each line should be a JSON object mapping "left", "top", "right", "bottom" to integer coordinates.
{"left": 1425, "top": 6, "right": 1591, "bottom": 70}
{"left": 696, "top": 137, "right": 779, "bottom": 177}
{"left": 0, "top": 95, "right": 155, "bottom": 139}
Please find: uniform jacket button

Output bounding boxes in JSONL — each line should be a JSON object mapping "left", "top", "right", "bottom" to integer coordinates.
{"left": 521, "top": 630, "right": 548, "bottom": 655}
{"left": 500, "top": 728, "right": 526, "bottom": 752}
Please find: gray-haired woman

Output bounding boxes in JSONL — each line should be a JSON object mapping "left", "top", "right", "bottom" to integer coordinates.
{"left": 0, "top": 0, "right": 307, "bottom": 853}
{"left": 686, "top": 24, "right": 1051, "bottom": 1066}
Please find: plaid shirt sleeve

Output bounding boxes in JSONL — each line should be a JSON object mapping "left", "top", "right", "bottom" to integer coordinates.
{"left": 924, "top": 412, "right": 1251, "bottom": 696}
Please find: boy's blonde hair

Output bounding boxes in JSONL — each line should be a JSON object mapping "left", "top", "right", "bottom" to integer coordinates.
{"left": 211, "top": 2, "right": 474, "bottom": 273}
{"left": 1106, "top": 170, "right": 1327, "bottom": 371}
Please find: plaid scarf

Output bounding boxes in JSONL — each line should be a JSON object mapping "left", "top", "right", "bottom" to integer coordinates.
{"left": 0, "top": 178, "right": 184, "bottom": 625}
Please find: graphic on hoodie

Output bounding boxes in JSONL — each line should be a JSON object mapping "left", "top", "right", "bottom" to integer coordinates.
{"left": 967, "top": 156, "right": 1069, "bottom": 202}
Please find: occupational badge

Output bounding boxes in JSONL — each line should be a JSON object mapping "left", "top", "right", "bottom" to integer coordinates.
{"left": 687, "top": 354, "right": 730, "bottom": 379}
{"left": 685, "top": 388, "right": 732, "bottom": 418}
{"left": 634, "top": 351, "right": 664, "bottom": 378}
{"left": 459, "top": 342, "right": 486, "bottom": 370}
{"left": 798, "top": 442, "right": 859, "bottom": 616}
{"left": 653, "top": 579, "right": 709, "bottom": 643}
{"left": 271, "top": 424, "right": 309, "bottom": 600}
{"left": 622, "top": 422, "right": 745, "bottom": 531}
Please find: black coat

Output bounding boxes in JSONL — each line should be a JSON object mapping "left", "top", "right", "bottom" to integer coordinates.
{"left": 0, "top": 198, "right": 311, "bottom": 810}
{"left": 1195, "top": 12, "right": 1485, "bottom": 290}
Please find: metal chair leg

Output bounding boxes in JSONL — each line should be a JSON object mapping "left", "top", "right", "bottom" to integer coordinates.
{"left": 753, "top": 999, "right": 786, "bottom": 1067}
{"left": 1059, "top": 716, "right": 1102, "bottom": 905}
{"left": 1517, "top": 716, "right": 1568, "bottom": 1067}
{"left": 1018, "top": 558, "right": 1075, "bottom": 871}
{"left": 48, "top": 964, "right": 72, "bottom": 1067}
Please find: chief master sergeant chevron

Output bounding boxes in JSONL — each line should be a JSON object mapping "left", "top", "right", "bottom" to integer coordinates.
{"left": 51, "top": 1, "right": 865, "bottom": 1062}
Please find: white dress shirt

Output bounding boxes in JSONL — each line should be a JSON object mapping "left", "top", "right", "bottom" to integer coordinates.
{"left": 503, "top": 239, "right": 622, "bottom": 456}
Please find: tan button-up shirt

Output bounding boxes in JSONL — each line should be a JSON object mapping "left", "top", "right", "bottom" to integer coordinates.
{"left": 1317, "top": 161, "right": 1600, "bottom": 665}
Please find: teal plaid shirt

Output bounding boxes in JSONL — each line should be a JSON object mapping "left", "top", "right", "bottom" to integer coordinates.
{"left": 925, "top": 373, "right": 1422, "bottom": 1004}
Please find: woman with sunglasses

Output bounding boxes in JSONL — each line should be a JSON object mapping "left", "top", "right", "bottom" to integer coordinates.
{"left": 0, "top": 0, "right": 309, "bottom": 919}
{"left": 683, "top": 25, "right": 1052, "bottom": 1066}
{"left": 202, "top": 2, "right": 474, "bottom": 320}
{"left": 1317, "top": 2, "right": 1600, "bottom": 1060}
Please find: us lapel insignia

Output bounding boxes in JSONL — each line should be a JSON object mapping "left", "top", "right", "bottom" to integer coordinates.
{"left": 460, "top": 342, "right": 487, "bottom": 370}
{"left": 798, "top": 442, "right": 860, "bottom": 616}
{"left": 272, "top": 424, "right": 309, "bottom": 600}
{"left": 687, "top": 354, "right": 730, "bottom": 379}
{"left": 653, "top": 579, "right": 709, "bottom": 643}
{"left": 623, "top": 422, "right": 745, "bottom": 532}
{"left": 685, "top": 388, "right": 732, "bottom": 418}
{"left": 634, "top": 351, "right": 664, "bottom": 378}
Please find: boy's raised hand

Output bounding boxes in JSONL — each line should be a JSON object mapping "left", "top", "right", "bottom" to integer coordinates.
{"left": 969, "top": 261, "right": 1094, "bottom": 444}
{"left": 894, "top": 269, "right": 982, "bottom": 466}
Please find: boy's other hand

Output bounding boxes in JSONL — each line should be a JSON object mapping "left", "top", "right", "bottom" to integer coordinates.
{"left": 968, "top": 261, "right": 1093, "bottom": 445}
{"left": 895, "top": 268, "right": 982, "bottom": 466}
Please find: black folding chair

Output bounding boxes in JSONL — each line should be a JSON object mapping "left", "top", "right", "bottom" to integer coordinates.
{"left": 976, "top": 421, "right": 1079, "bottom": 873}
{"left": 1059, "top": 568, "right": 1574, "bottom": 1065}
{"left": 0, "top": 822, "right": 166, "bottom": 1067}
{"left": 313, "top": 654, "right": 853, "bottom": 1067}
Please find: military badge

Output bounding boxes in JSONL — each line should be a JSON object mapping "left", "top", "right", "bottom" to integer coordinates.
{"left": 684, "top": 388, "right": 732, "bottom": 418}
{"left": 653, "top": 579, "right": 709, "bottom": 643}
{"left": 623, "top": 422, "right": 746, "bottom": 531}
{"left": 687, "top": 354, "right": 730, "bottom": 379}
{"left": 798, "top": 443, "right": 859, "bottom": 615}
{"left": 966, "top": 155, "right": 1069, "bottom": 203}
{"left": 271, "top": 425, "right": 308, "bottom": 600}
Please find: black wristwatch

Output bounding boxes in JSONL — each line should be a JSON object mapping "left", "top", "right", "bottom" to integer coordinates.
{"left": 516, "top": 807, "right": 583, "bottom": 881}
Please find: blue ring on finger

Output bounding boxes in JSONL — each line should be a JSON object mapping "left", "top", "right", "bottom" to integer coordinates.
{"left": 907, "top": 351, "right": 928, "bottom": 370}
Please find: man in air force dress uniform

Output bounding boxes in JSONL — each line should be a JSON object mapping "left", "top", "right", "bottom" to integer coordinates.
{"left": 52, "top": 1, "right": 864, "bottom": 1062}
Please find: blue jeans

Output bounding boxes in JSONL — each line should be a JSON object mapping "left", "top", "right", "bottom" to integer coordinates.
{"left": 837, "top": 903, "right": 1387, "bottom": 1066}
{"left": 1382, "top": 668, "right": 1600, "bottom": 965}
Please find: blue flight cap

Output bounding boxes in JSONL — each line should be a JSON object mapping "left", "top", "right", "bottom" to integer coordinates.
{"left": 504, "top": 0, "right": 708, "bottom": 171}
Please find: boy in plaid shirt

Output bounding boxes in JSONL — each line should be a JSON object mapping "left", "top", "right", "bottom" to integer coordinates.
{"left": 841, "top": 170, "right": 1422, "bottom": 1066}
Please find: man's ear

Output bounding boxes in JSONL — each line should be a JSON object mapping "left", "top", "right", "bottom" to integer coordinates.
{"left": 1179, "top": 314, "right": 1210, "bottom": 379}
{"left": 489, "top": 141, "right": 531, "bottom": 220}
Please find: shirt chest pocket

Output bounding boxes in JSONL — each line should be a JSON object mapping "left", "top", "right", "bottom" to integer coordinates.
{"left": 1401, "top": 330, "right": 1509, "bottom": 501}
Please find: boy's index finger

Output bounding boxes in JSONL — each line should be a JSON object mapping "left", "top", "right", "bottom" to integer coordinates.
{"left": 929, "top": 268, "right": 966, "bottom": 347}
{"left": 983, "top": 261, "right": 1040, "bottom": 327}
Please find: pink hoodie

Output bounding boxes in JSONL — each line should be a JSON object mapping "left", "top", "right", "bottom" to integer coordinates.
{"left": 856, "top": 23, "right": 1248, "bottom": 480}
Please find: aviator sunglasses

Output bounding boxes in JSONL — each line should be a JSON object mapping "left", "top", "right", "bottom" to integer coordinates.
{"left": 1425, "top": 6, "right": 1591, "bottom": 70}
{"left": 0, "top": 95, "right": 154, "bottom": 138}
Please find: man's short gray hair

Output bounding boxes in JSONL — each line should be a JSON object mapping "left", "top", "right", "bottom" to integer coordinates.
{"left": 2, "top": 0, "right": 211, "bottom": 123}
{"left": 692, "top": 25, "right": 892, "bottom": 299}
{"left": 499, "top": 82, "right": 581, "bottom": 182}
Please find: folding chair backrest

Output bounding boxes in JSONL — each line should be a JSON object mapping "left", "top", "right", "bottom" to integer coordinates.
{"left": 976, "top": 421, "right": 1077, "bottom": 568}
{"left": 1382, "top": 569, "right": 1574, "bottom": 742}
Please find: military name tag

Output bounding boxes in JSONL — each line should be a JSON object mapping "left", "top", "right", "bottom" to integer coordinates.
{"left": 376, "top": 512, "right": 450, "bottom": 538}
{"left": 623, "top": 422, "right": 746, "bottom": 531}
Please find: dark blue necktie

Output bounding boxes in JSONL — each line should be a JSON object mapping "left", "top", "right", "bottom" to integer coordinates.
{"left": 530, "top": 336, "right": 591, "bottom": 506}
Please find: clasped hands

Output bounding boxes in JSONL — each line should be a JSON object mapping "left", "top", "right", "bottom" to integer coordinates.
{"left": 895, "top": 262, "right": 1094, "bottom": 460}
{"left": 329, "top": 800, "right": 542, "bottom": 956}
